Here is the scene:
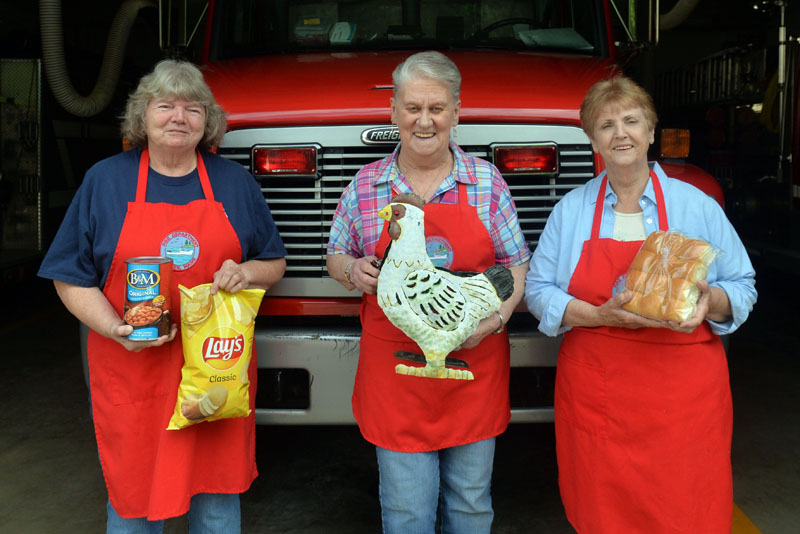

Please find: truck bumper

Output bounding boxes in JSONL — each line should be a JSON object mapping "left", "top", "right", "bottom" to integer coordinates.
{"left": 80, "top": 319, "right": 562, "bottom": 425}
{"left": 253, "top": 320, "right": 560, "bottom": 425}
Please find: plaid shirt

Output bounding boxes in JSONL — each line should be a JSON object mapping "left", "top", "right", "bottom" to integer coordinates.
{"left": 327, "top": 142, "right": 531, "bottom": 267}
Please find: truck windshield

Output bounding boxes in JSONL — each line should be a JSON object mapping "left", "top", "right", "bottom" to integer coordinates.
{"left": 208, "top": 0, "right": 608, "bottom": 60}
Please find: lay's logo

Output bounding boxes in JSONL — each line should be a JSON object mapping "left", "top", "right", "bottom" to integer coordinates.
{"left": 202, "top": 327, "right": 245, "bottom": 371}
{"left": 127, "top": 268, "right": 160, "bottom": 289}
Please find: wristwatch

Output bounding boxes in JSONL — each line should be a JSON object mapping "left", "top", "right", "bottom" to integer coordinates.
{"left": 492, "top": 311, "right": 506, "bottom": 335}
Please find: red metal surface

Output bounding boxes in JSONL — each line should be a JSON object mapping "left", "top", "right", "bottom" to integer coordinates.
{"left": 658, "top": 161, "right": 725, "bottom": 209}
{"left": 593, "top": 156, "right": 724, "bottom": 209}
{"left": 258, "top": 296, "right": 361, "bottom": 316}
{"left": 201, "top": 51, "right": 617, "bottom": 129}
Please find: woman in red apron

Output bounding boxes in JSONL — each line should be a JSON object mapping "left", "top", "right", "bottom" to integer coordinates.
{"left": 524, "top": 76, "right": 757, "bottom": 533}
{"left": 326, "top": 52, "right": 531, "bottom": 533}
{"left": 39, "top": 60, "right": 286, "bottom": 531}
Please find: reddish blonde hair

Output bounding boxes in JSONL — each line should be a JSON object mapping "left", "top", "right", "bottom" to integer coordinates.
{"left": 580, "top": 75, "right": 657, "bottom": 135}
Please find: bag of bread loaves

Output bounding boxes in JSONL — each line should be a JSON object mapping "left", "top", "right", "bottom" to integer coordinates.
{"left": 167, "top": 283, "right": 265, "bottom": 430}
{"left": 616, "top": 230, "right": 721, "bottom": 322}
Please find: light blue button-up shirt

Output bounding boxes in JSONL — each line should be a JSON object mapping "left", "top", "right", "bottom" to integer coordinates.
{"left": 524, "top": 162, "right": 757, "bottom": 337}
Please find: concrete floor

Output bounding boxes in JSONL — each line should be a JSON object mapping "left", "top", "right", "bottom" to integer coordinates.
{"left": 0, "top": 259, "right": 797, "bottom": 533}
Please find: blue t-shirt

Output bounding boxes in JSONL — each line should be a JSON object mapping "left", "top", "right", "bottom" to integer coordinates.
{"left": 524, "top": 162, "right": 757, "bottom": 337}
{"left": 38, "top": 148, "right": 287, "bottom": 289}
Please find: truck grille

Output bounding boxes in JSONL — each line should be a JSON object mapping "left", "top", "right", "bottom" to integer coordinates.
{"left": 218, "top": 125, "right": 594, "bottom": 277}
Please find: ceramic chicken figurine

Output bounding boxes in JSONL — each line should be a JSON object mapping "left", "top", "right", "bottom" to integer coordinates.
{"left": 376, "top": 194, "right": 514, "bottom": 380}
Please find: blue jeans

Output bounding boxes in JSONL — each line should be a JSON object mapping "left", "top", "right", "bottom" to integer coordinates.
{"left": 106, "top": 493, "right": 241, "bottom": 534}
{"left": 376, "top": 437, "right": 496, "bottom": 534}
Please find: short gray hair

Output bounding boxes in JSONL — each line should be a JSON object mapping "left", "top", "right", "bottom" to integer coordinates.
{"left": 392, "top": 51, "right": 462, "bottom": 100}
{"left": 120, "top": 59, "right": 227, "bottom": 150}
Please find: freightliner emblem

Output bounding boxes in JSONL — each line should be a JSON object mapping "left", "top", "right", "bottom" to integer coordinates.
{"left": 361, "top": 126, "right": 400, "bottom": 145}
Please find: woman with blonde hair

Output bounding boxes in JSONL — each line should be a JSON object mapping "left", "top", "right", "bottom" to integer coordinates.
{"left": 39, "top": 59, "right": 287, "bottom": 532}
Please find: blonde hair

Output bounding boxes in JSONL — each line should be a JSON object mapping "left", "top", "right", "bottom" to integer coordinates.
{"left": 392, "top": 50, "right": 462, "bottom": 100}
{"left": 580, "top": 75, "right": 657, "bottom": 135}
{"left": 120, "top": 60, "right": 227, "bottom": 150}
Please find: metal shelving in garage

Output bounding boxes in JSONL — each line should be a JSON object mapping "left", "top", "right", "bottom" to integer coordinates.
{"left": 0, "top": 59, "right": 42, "bottom": 285}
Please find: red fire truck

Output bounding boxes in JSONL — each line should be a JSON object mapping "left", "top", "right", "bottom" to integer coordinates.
{"left": 68, "top": 0, "right": 722, "bottom": 425}
{"left": 194, "top": 0, "right": 723, "bottom": 425}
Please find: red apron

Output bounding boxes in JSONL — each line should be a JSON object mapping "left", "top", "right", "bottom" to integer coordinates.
{"left": 556, "top": 172, "right": 733, "bottom": 533}
{"left": 87, "top": 149, "right": 258, "bottom": 520}
{"left": 353, "top": 183, "right": 511, "bottom": 452}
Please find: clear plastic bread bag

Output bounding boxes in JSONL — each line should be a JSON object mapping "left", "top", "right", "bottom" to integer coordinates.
{"left": 613, "top": 230, "right": 722, "bottom": 322}
{"left": 168, "top": 283, "right": 265, "bottom": 430}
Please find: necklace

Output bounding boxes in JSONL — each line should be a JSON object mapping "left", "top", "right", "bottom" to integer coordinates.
{"left": 408, "top": 174, "right": 438, "bottom": 201}
{"left": 397, "top": 155, "right": 454, "bottom": 202}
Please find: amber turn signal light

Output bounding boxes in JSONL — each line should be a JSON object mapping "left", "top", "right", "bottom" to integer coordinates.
{"left": 659, "top": 129, "right": 690, "bottom": 159}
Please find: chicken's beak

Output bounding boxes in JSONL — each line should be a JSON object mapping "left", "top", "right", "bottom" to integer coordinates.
{"left": 378, "top": 205, "right": 392, "bottom": 222}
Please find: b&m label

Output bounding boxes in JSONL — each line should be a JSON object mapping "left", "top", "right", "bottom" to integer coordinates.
{"left": 124, "top": 256, "right": 172, "bottom": 340}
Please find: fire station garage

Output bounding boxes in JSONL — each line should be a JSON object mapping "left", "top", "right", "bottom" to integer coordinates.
{"left": 1, "top": 1, "right": 798, "bottom": 533}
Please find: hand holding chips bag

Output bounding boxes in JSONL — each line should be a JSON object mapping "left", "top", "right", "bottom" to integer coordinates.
{"left": 168, "top": 283, "right": 265, "bottom": 430}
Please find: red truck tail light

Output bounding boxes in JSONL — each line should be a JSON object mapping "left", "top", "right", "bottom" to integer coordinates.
{"left": 252, "top": 146, "right": 318, "bottom": 176}
{"left": 493, "top": 144, "right": 558, "bottom": 174}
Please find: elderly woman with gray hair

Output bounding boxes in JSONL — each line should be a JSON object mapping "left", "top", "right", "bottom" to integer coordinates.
{"left": 38, "top": 59, "right": 286, "bottom": 531}
{"left": 327, "top": 51, "right": 530, "bottom": 533}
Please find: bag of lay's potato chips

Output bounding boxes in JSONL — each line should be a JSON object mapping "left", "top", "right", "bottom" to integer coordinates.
{"left": 168, "top": 283, "right": 265, "bottom": 430}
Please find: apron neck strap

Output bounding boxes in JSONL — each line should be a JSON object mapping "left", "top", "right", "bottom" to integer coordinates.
{"left": 195, "top": 151, "right": 215, "bottom": 201}
{"left": 135, "top": 149, "right": 151, "bottom": 202}
{"left": 457, "top": 181, "right": 468, "bottom": 205}
{"left": 590, "top": 175, "right": 608, "bottom": 240}
{"left": 135, "top": 149, "right": 215, "bottom": 202}
{"left": 590, "top": 169, "right": 668, "bottom": 239}
{"left": 650, "top": 169, "right": 668, "bottom": 231}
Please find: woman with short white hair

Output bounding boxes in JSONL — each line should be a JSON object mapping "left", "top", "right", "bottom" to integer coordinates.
{"left": 327, "top": 50, "right": 530, "bottom": 533}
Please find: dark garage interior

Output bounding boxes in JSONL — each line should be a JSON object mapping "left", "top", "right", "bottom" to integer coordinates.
{"left": 1, "top": 1, "right": 798, "bottom": 532}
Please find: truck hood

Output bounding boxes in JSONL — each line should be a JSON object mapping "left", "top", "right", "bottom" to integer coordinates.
{"left": 202, "top": 51, "right": 616, "bottom": 128}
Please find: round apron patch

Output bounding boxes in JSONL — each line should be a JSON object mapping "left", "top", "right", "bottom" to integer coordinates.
{"left": 161, "top": 231, "right": 200, "bottom": 271}
{"left": 426, "top": 236, "right": 454, "bottom": 268}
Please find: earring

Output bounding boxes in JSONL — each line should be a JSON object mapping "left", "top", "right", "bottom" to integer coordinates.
{"left": 452, "top": 125, "right": 458, "bottom": 138}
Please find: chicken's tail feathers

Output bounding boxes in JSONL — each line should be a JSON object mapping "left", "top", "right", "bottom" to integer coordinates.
{"left": 483, "top": 264, "right": 514, "bottom": 301}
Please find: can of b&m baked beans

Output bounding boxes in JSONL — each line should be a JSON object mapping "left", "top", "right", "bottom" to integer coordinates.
{"left": 124, "top": 257, "right": 173, "bottom": 340}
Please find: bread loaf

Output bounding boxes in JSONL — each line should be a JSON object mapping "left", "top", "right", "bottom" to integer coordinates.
{"left": 622, "top": 231, "right": 715, "bottom": 321}
{"left": 629, "top": 250, "right": 662, "bottom": 273}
